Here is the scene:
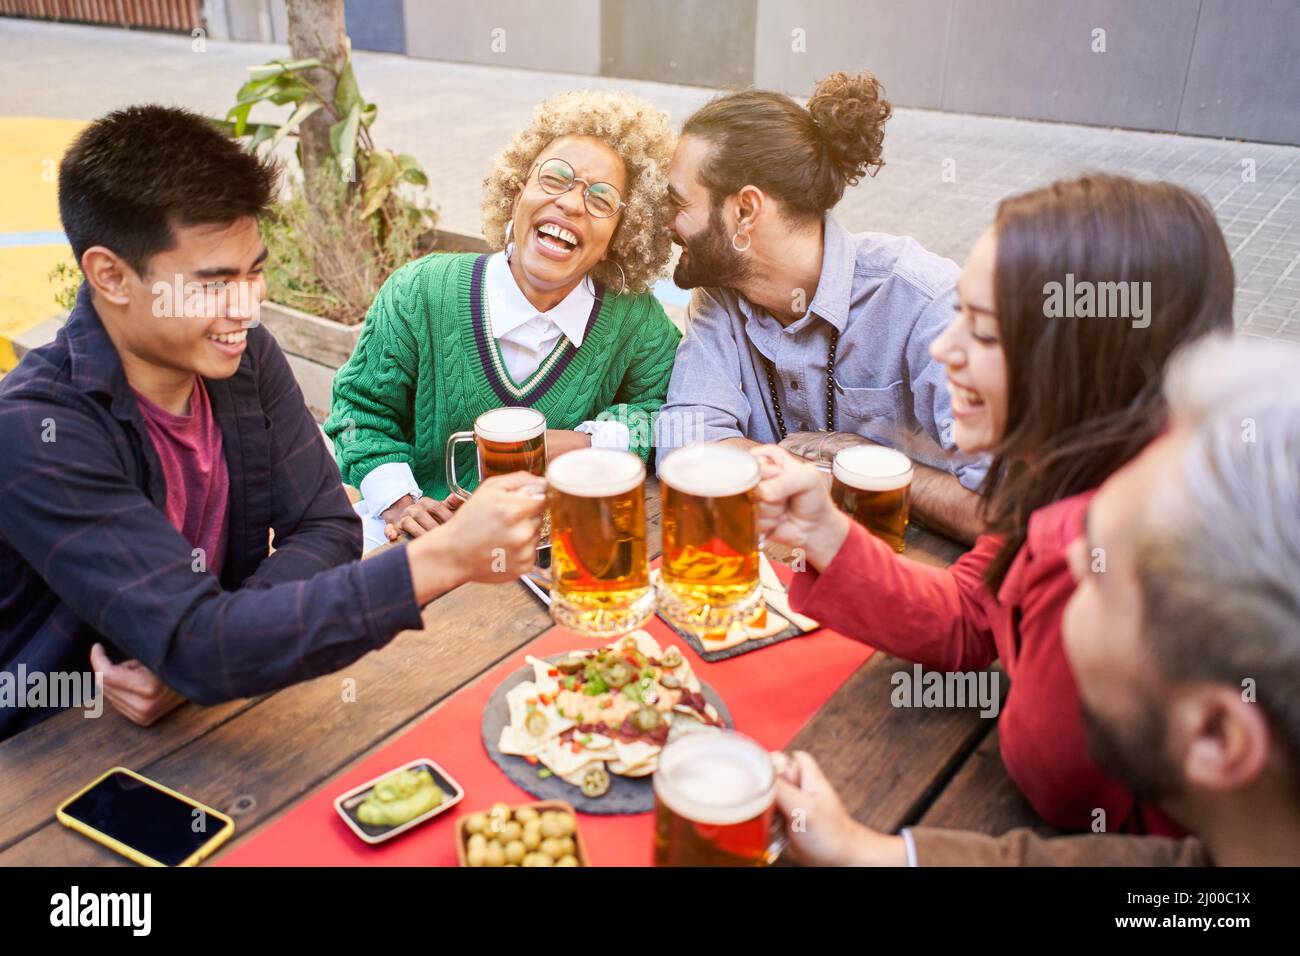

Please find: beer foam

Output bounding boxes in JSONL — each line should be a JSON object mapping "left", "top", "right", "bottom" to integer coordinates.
{"left": 546, "top": 448, "right": 644, "bottom": 497}
{"left": 660, "top": 444, "right": 760, "bottom": 497}
{"left": 475, "top": 406, "right": 546, "bottom": 443}
{"left": 654, "top": 731, "right": 774, "bottom": 827}
{"left": 833, "top": 445, "right": 913, "bottom": 492}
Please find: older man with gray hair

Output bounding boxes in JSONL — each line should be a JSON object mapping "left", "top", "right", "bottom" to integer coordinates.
{"left": 770, "top": 334, "right": 1300, "bottom": 866}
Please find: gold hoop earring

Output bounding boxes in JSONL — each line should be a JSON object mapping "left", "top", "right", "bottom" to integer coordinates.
{"left": 732, "top": 232, "right": 752, "bottom": 253}
{"left": 589, "top": 259, "right": 627, "bottom": 296}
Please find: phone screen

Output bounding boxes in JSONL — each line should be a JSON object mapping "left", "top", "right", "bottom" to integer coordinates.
{"left": 61, "top": 770, "right": 229, "bottom": 866}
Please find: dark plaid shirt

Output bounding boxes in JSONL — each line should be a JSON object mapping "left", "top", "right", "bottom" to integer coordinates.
{"left": 0, "top": 286, "right": 423, "bottom": 739}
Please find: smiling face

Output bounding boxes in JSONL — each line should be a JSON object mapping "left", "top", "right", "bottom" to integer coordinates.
{"left": 99, "top": 215, "right": 267, "bottom": 382}
{"left": 667, "top": 133, "right": 751, "bottom": 289}
{"left": 509, "top": 135, "right": 626, "bottom": 298}
{"left": 929, "top": 227, "right": 1007, "bottom": 453}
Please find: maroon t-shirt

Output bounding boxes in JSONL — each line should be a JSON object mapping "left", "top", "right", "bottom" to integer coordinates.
{"left": 132, "top": 376, "right": 230, "bottom": 575}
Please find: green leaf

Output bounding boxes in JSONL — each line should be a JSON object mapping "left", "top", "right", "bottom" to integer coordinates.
{"left": 247, "top": 122, "right": 281, "bottom": 151}
{"left": 361, "top": 103, "right": 378, "bottom": 128}
{"left": 330, "top": 103, "right": 363, "bottom": 177}
{"left": 271, "top": 101, "right": 322, "bottom": 148}
{"left": 360, "top": 150, "right": 400, "bottom": 218}
{"left": 333, "top": 60, "right": 362, "bottom": 120}
{"left": 246, "top": 57, "right": 322, "bottom": 80}
{"left": 267, "top": 76, "right": 313, "bottom": 106}
{"left": 397, "top": 153, "right": 428, "bottom": 186}
{"left": 226, "top": 101, "right": 254, "bottom": 137}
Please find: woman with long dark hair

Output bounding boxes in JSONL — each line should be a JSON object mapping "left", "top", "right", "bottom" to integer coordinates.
{"left": 752, "top": 173, "right": 1235, "bottom": 834}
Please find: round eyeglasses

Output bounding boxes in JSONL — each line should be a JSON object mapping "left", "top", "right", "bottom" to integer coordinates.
{"left": 533, "top": 157, "right": 626, "bottom": 219}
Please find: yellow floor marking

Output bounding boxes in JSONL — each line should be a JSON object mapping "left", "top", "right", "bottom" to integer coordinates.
{"left": 0, "top": 118, "right": 86, "bottom": 369}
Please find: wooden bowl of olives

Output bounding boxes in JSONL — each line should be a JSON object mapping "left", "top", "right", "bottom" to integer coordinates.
{"left": 455, "top": 800, "right": 591, "bottom": 867}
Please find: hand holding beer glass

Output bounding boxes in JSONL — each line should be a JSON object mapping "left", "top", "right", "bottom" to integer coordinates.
{"left": 547, "top": 448, "right": 655, "bottom": 637}
{"left": 753, "top": 442, "right": 914, "bottom": 570}
{"left": 656, "top": 444, "right": 765, "bottom": 637}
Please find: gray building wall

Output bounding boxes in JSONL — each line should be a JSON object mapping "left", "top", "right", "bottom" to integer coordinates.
{"left": 345, "top": 0, "right": 406, "bottom": 54}
{"left": 753, "top": 0, "right": 1299, "bottom": 145}
{"left": 600, "top": 0, "right": 755, "bottom": 88}
{"left": 403, "top": 0, "right": 601, "bottom": 75}
{"left": 200, "top": 0, "right": 1299, "bottom": 146}
{"left": 1177, "top": 0, "right": 1300, "bottom": 145}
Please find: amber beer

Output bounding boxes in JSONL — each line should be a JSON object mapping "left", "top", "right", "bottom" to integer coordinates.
{"left": 445, "top": 407, "right": 547, "bottom": 499}
{"left": 658, "top": 444, "right": 763, "bottom": 635}
{"left": 547, "top": 449, "right": 653, "bottom": 636}
{"left": 653, "top": 731, "right": 779, "bottom": 867}
{"left": 831, "top": 445, "right": 913, "bottom": 553}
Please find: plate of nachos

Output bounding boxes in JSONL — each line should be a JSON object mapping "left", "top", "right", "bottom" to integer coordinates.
{"left": 481, "top": 630, "right": 731, "bottom": 814}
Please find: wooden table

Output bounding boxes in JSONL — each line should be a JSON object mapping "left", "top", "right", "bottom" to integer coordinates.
{"left": 0, "top": 478, "right": 1054, "bottom": 865}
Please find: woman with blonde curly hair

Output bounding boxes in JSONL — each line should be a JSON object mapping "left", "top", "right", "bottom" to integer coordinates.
{"left": 326, "top": 90, "right": 681, "bottom": 548}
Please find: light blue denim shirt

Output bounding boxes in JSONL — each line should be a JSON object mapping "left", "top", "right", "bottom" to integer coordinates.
{"left": 656, "top": 216, "right": 988, "bottom": 491}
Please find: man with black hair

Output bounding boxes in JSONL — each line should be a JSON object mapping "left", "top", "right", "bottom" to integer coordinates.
{"left": 0, "top": 105, "right": 545, "bottom": 739}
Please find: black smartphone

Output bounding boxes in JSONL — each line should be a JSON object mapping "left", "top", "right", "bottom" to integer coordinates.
{"left": 56, "top": 767, "right": 235, "bottom": 867}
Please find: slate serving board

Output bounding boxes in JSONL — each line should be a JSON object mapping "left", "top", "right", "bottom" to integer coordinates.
{"left": 660, "top": 612, "right": 809, "bottom": 663}
{"left": 482, "top": 654, "right": 732, "bottom": 815}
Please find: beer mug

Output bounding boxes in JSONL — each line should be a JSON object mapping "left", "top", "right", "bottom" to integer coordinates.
{"left": 547, "top": 448, "right": 654, "bottom": 637}
{"left": 657, "top": 444, "right": 763, "bottom": 636}
{"left": 831, "top": 444, "right": 913, "bottom": 553}
{"left": 653, "top": 730, "right": 785, "bottom": 867}
{"left": 445, "top": 407, "right": 547, "bottom": 500}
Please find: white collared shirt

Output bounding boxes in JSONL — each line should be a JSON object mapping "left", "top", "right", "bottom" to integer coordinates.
{"left": 359, "top": 252, "right": 628, "bottom": 517}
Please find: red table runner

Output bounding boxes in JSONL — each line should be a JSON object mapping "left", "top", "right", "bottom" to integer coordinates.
{"left": 218, "top": 571, "right": 872, "bottom": 867}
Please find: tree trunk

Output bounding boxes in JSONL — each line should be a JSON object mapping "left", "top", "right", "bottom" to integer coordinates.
{"left": 286, "top": 0, "right": 348, "bottom": 183}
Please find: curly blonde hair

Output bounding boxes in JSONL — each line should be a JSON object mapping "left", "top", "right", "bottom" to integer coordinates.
{"left": 482, "top": 90, "right": 676, "bottom": 295}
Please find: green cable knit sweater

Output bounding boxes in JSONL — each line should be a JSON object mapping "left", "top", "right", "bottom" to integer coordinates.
{"left": 324, "top": 252, "right": 682, "bottom": 501}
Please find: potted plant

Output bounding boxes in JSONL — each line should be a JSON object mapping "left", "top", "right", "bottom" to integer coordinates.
{"left": 213, "top": 15, "right": 438, "bottom": 417}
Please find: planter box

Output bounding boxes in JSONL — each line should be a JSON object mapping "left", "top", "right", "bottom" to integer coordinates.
{"left": 259, "top": 300, "right": 363, "bottom": 421}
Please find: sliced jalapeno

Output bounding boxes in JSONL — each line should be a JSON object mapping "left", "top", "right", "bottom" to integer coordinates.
{"left": 633, "top": 704, "right": 663, "bottom": 732}
{"left": 581, "top": 766, "right": 611, "bottom": 798}
{"left": 524, "top": 709, "right": 549, "bottom": 738}
{"left": 600, "top": 660, "right": 633, "bottom": 689}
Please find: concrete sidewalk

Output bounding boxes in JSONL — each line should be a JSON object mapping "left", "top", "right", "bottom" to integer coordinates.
{"left": 2, "top": 18, "right": 1298, "bottom": 344}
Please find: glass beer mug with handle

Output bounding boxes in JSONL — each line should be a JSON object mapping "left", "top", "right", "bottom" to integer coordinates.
{"left": 546, "top": 448, "right": 654, "bottom": 637}
{"left": 653, "top": 729, "right": 787, "bottom": 866}
{"left": 830, "top": 444, "right": 914, "bottom": 554}
{"left": 445, "top": 407, "right": 548, "bottom": 500}
{"left": 657, "top": 443, "right": 764, "bottom": 636}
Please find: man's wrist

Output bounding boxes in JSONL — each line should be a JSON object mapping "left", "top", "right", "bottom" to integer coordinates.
{"left": 846, "top": 831, "right": 909, "bottom": 867}
{"left": 406, "top": 526, "right": 467, "bottom": 604}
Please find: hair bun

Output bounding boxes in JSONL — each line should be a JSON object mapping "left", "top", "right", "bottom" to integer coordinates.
{"left": 807, "top": 70, "right": 892, "bottom": 187}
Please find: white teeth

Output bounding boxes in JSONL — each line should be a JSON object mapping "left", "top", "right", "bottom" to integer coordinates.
{"left": 949, "top": 381, "right": 984, "bottom": 408}
{"left": 207, "top": 330, "right": 247, "bottom": 345}
{"left": 537, "top": 223, "right": 578, "bottom": 246}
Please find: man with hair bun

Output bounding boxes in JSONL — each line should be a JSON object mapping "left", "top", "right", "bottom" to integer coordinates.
{"left": 660, "top": 70, "right": 986, "bottom": 542}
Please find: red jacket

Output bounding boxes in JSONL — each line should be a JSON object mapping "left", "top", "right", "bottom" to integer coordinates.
{"left": 789, "top": 491, "right": 1182, "bottom": 836}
